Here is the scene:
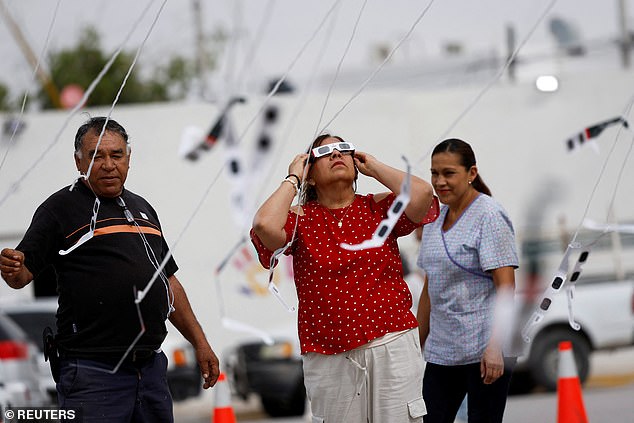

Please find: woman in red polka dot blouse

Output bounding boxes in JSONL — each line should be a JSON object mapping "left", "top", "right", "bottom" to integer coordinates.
{"left": 251, "top": 134, "right": 439, "bottom": 422}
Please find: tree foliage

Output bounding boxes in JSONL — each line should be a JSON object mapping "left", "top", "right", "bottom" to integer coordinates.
{"left": 0, "top": 83, "right": 11, "bottom": 111}
{"left": 39, "top": 26, "right": 198, "bottom": 109}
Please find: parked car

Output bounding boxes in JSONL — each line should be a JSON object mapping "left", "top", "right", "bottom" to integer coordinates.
{"left": 0, "top": 297, "right": 202, "bottom": 403}
{"left": 0, "top": 360, "right": 42, "bottom": 410}
{"left": 512, "top": 275, "right": 634, "bottom": 392}
{"left": 0, "top": 375, "right": 10, "bottom": 411}
{"left": 224, "top": 276, "right": 634, "bottom": 411}
{"left": 162, "top": 326, "right": 202, "bottom": 401}
{"left": 0, "top": 311, "right": 47, "bottom": 407}
{"left": 225, "top": 338, "right": 305, "bottom": 417}
{"left": 0, "top": 298, "right": 57, "bottom": 404}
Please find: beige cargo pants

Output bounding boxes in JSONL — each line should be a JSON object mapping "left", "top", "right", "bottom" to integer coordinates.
{"left": 303, "top": 329, "right": 426, "bottom": 423}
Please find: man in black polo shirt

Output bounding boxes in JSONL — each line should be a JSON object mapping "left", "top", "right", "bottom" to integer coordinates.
{"left": 0, "top": 117, "right": 219, "bottom": 422}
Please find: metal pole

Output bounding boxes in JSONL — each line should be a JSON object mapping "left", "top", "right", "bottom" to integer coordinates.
{"left": 506, "top": 24, "right": 517, "bottom": 83}
{"left": 192, "top": 0, "right": 207, "bottom": 98}
{"left": 618, "top": 0, "right": 631, "bottom": 68}
{"left": 0, "top": 0, "right": 60, "bottom": 108}
{"left": 608, "top": 205, "right": 626, "bottom": 280}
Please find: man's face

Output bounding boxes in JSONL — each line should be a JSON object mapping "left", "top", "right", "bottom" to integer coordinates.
{"left": 74, "top": 129, "right": 130, "bottom": 198}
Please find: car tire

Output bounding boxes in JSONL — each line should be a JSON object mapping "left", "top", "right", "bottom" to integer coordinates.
{"left": 528, "top": 328, "right": 591, "bottom": 391}
{"left": 261, "top": 381, "right": 306, "bottom": 417}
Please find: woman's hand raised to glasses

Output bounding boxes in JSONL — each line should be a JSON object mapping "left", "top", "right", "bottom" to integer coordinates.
{"left": 288, "top": 153, "right": 310, "bottom": 181}
{"left": 352, "top": 151, "right": 379, "bottom": 178}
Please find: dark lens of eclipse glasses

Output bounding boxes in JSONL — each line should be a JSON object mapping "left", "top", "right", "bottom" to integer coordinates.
{"left": 316, "top": 145, "right": 331, "bottom": 155}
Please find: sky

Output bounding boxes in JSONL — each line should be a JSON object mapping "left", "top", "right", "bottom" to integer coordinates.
{"left": 0, "top": 0, "right": 631, "bottom": 101}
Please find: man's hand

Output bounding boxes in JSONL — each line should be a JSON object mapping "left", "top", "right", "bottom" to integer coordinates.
{"left": 195, "top": 342, "right": 220, "bottom": 389}
{"left": 167, "top": 275, "right": 220, "bottom": 388}
{"left": 0, "top": 248, "right": 33, "bottom": 288}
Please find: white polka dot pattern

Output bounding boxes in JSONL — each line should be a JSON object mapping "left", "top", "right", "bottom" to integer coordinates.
{"left": 251, "top": 193, "right": 439, "bottom": 355}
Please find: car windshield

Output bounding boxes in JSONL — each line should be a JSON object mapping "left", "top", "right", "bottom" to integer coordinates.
{"left": 0, "top": 313, "right": 29, "bottom": 342}
{"left": 5, "top": 312, "right": 56, "bottom": 352}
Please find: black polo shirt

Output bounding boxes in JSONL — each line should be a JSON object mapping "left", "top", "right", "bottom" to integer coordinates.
{"left": 17, "top": 181, "right": 178, "bottom": 358}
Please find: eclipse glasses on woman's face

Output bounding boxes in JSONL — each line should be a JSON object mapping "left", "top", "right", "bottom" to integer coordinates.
{"left": 311, "top": 142, "right": 356, "bottom": 160}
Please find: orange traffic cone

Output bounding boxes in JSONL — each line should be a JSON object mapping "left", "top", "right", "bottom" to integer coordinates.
{"left": 212, "top": 372, "right": 236, "bottom": 423}
{"left": 557, "top": 341, "right": 588, "bottom": 423}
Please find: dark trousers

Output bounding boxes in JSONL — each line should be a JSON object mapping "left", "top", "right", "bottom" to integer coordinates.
{"left": 423, "top": 358, "right": 516, "bottom": 423}
{"left": 57, "top": 351, "right": 173, "bottom": 423}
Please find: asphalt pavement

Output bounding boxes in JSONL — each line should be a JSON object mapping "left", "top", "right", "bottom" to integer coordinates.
{"left": 174, "top": 346, "right": 634, "bottom": 422}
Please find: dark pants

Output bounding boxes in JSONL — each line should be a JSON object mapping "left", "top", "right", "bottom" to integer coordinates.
{"left": 57, "top": 351, "right": 173, "bottom": 423}
{"left": 423, "top": 358, "right": 516, "bottom": 423}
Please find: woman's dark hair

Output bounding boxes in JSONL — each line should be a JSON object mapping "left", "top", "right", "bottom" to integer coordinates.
{"left": 74, "top": 116, "right": 129, "bottom": 154}
{"left": 432, "top": 138, "right": 492, "bottom": 196}
{"left": 301, "top": 134, "right": 355, "bottom": 204}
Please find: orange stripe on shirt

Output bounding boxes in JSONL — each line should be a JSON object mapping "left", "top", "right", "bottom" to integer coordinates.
{"left": 93, "top": 225, "right": 162, "bottom": 237}
{"left": 66, "top": 217, "right": 162, "bottom": 239}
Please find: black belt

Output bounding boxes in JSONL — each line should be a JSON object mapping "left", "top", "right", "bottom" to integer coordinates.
{"left": 60, "top": 349, "right": 157, "bottom": 365}
{"left": 129, "top": 349, "right": 156, "bottom": 363}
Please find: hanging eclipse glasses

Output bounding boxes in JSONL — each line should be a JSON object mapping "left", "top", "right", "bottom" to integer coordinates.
{"left": 521, "top": 243, "right": 591, "bottom": 342}
{"left": 59, "top": 197, "right": 101, "bottom": 255}
{"left": 341, "top": 156, "right": 411, "bottom": 251}
{"left": 310, "top": 142, "right": 356, "bottom": 160}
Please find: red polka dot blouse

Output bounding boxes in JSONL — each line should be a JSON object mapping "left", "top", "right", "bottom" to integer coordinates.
{"left": 251, "top": 193, "right": 439, "bottom": 355}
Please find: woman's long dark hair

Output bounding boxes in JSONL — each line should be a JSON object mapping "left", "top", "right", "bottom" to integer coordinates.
{"left": 432, "top": 138, "right": 492, "bottom": 196}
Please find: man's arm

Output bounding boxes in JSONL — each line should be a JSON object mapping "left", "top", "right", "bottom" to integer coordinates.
{"left": 0, "top": 248, "right": 33, "bottom": 289}
{"left": 167, "top": 274, "right": 220, "bottom": 389}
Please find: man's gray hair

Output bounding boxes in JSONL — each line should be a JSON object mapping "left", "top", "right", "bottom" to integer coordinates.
{"left": 74, "top": 116, "right": 130, "bottom": 158}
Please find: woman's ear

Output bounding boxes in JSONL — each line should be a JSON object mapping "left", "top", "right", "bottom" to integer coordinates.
{"left": 469, "top": 165, "right": 478, "bottom": 181}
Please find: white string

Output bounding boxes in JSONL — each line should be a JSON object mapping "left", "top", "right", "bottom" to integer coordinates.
{"left": 136, "top": 166, "right": 220, "bottom": 303}
{"left": 211, "top": 1, "right": 344, "bottom": 317}
{"left": 58, "top": 196, "right": 100, "bottom": 255}
{"left": 521, "top": 98, "right": 634, "bottom": 341}
{"left": 84, "top": 0, "right": 168, "bottom": 184}
{"left": 233, "top": 0, "right": 277, "bottom": 92}
{"left": 299, "top": 0, "right": 437, "bottom": 206}
{"left": 317, "top": 0, "right": 437, "bottom": 135}
{"left": 235, "top": 0, "right": 344, "bottom": 144}
{"left": 204, "top": 0, "right": 341, "bottom": 222}
{"left": 133, "top": 220, "right": 174, "bottom": 315}
{"left": 213, "top": 237, "right": 248, "bottom": 320}
{"left": 607, "top": 129, "right": 634, "bottom": 215}
{"left": 280, "top": 0, "right": 434, "bottom": 277}
{"left": 137, "top": 0, "right": 345, "bottom": 303}
{"left": 210, "top": 0, "right": 279, "bottom": 232}
{"left": 586, "top": 98, "right": 634, "bottom": 239}
{"left": 414, "top": 0, "right": 559, "bottom": 169}
{"left": 0, "top": 0, "right": 61, "bottom": 175}
{"left": 63, "top": 0, "right": 172, "bottom": 365}
{"left": 259, "top": 0, "right": 436, "bottom": 310}
{"left": 221, "top": 0, "right": 243, "bottom": 95}
{"left": 0, "top": 0, "right": 158, "bottom": 207}
{"left": 74, "top": 287, "right": 147, "bottom": 375}
{"left": 289, "top": 0, "right": 366, "bottom": 252}
{"left": 118, "top": 195, "right": 175, "bottom": 316}
{"left": 50, "top": 0, "right": 171, "bottom": 375}
{"left": 312, "top": 0, "right": 367, "bottom": 140}
{"left": 249, "top": 0, "right": 342, "bottom": 211}
{"left": 262, "top": 0, "right": 365, "bottom": 226}
{"left": 153, "top": 0, "right": 423, "bottom": 297}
